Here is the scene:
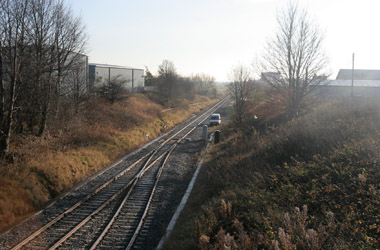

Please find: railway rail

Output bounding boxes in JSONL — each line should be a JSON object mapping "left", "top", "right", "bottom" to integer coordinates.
{"left": 8, "top": 97, "right": 228, "bottom": 250}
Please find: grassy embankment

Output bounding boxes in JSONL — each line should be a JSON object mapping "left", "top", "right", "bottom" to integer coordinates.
{"left": 165, "top": 92, "right": 380, "bottom": 249}
{"left": 0, "top": 94, "right": 217, "bottom": 233}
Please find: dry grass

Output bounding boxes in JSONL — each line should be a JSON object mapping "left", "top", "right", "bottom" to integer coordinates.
{"left": 166, "top": 98, "right": 380, "bottom": 250}
{"left": 0, "top": 178, "right": 34, "bottom": 228}
{"left": 0, "top": 94, "right": 217, "bottom": 233}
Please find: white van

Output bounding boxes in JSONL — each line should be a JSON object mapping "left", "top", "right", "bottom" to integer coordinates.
{"left": 209, "top": 113, "right": 221, "bottom": 126}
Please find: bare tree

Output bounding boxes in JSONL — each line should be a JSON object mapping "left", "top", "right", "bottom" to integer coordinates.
{"left": 191, "top": 73, "right": 216, "bottom": 96}
{"left": 97, "top": 75, "right": 129, "bottom": 104}
{"left": 260, "top": 1, "right": 328, "bottom": 117}
{"left": 52, "top": 0, "right": 87, "bottom": 118}
{"left": 144, "top": 66, "right": 156, "bottom": 86}
{"left": 157, "top": 59, "right": 177, "bottom": 106}
{"left": 0, "top": 0, "right": 29, "bottom": 154}
{"left": 29, "top": 0, "right": 58, "bottom": 136}
{"left": 62, "top": 59, "right": 89, "bottom": 114}
{"left": 0, "top": 0, "right": 87, "bottom": 154}
{"left": 0, "top": 22, "right": 4, "bottom": 129}
{"left": 228, "top": 65, "right": 253, "bottom": 126}
{"left": 176, "top": 76, "right": 196, "bottom": 100}
{"left": 35, "top": 0, "right": 87, "bottom": 136}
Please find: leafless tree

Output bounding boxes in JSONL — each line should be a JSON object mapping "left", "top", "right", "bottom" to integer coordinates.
{"left": 52, "top": 0, "right": 87, "bottom": 118}
{"left": 228, "top": 65, "right": 253, "bottom": 126}
{"left": 149, "top": 61, "right": 216, "bottom": 103}
{"left": 97, "top": 75, "right": 129, "bottom": 104}
{"left": 157, "top": 59, "right": 177, "bottom": 105}
{"left": 0, "top": 0, "right": 87, "bottom": 155}
{"left": 191, "top": 73, "right": 216, "bottom": 96}
{"left": 34, "top": 0, "right": 87, "bottom": 136}
{"left": 0, "top": 0, "right": 29, "bottom": 154}
{"left": 28, "top": 0, "right": 59, "bottom": 136}
{"left": 176, "top": 76, "right": 196, "bottom": 100}
{"left": 0, "top": 20, "right": 4, "bottom": 130}
{"left": 144, "top": 66, "right": 156, "bottom": 86}
{"left": 63, "top": 60, "right": 89, "bottom": 114}
{"left": 260, "top": 1, "right": 328, "bottom": 117}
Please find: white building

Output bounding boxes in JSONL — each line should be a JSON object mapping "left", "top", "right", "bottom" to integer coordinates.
{"left": 320, "top": 69, "right": 380, "bottom": 97}
{"left": 88, "top": 63, "right": 144, "bottom": 92}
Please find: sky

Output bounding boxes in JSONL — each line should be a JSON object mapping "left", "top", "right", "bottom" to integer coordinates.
{"left": 67, "top": 0, "right": 380, "bottom": 82}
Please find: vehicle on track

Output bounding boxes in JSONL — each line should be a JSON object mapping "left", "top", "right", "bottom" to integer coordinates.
{"left": 209, "top": 113, "right": 221, "bottom": 126}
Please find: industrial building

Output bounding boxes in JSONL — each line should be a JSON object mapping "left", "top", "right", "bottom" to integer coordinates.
{"left": 321, "top": 69, "right": 380, "bottom": 97}
{"left": 257, "top": 69, "right": 380, "bottom": 97}
{"left": 60, "top": 52, "right": 90, "bottom": 95}
{"left": 88, "top": 63, "right": 144, "bottom": 92}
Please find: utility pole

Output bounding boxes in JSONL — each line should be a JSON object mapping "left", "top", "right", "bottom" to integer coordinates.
{"left": 132, "top": 69, "right": 134, "bottom": 93}
{"left": 351, "top": 53, "right": 354, "bottom": 97}
{"left": 108, "top": 67, "right": 111, "bottom": 84}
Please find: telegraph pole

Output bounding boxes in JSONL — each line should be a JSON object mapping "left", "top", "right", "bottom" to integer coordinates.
{"left": 351, "top": 53, "right": 354, "bottom": 97}
{"left": 132, "top": 69, "right": 134, "bottom": 93}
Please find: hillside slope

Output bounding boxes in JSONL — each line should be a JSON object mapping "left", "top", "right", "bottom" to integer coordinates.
{"left": 0, "top": 94, "right": 217, "bottom": 233}
{"left": 165, "top": 99, "right": 380, "bottom": 249}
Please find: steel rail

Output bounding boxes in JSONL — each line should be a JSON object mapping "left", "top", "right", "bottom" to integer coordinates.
{"left": 88, "top": 99, "right": 227, "bottom": 249}
{"left": 65, "top": 103, "right": 214, "bottom": 249}
{"left": 89, "top": 117, "right": 202, "bottom": 250}
{"left": 10, "top": 96, "right": 228, "bottom": 250}
{"left": 10, "top": 156, "right": 146, "bottom": 250}
{"left": 48, "top": 151, "right": 161, "bottom": 250}
{"left": 49, "top": 137, "right": 180, "bottom": 250}
{"left": 125, "top": 111, "right": 209, "bottom": 249}
{"left": 51, "top": 125, "right": 194, "bottom": 250}
{"left": 125, "top": 144, "right": 176, "bottom": 250}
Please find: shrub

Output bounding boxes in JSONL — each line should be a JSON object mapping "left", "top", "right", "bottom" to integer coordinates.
{"left": 0, "top": 94, "right": 217, "bottom": 233}
{"left": 192, "top": 99, "right": 380, "bottom": 249}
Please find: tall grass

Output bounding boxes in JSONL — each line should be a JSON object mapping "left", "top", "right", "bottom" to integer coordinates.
{"left": 166, "top": 99, "right": 380, "bottom": 249}
{"left": 0, "top": 94, "right": 217, "bottom": 233}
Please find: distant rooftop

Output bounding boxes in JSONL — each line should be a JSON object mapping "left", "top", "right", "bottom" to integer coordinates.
{"left": 89, "top": 63, "right": 143, "bottom": 71}
{"left": 325, "top": 79, "right": 380, "bottom": 87}
{"left": 260, "top": 72, "right": 282, "bottom": 83}
{"left": 336, "top": 69, "right": 380, "bottom": 80}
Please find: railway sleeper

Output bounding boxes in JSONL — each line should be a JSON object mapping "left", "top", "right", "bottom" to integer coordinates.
{"left": 114, "top": 224, "right": 134, "bottom": 229}
{"left": 99, "top": 244, "right": 126, "bottom": 249}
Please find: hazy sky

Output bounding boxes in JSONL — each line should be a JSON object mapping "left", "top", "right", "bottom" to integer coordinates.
{"left": 67, "top": 0, "right": 380, "bottom": 81}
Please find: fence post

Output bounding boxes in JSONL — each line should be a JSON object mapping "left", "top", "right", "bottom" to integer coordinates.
{"left": 202, "top": 125, "right": 208, "bottom": 141}
{"left": 214, "top": 130, "right": 220, "bottom": 144}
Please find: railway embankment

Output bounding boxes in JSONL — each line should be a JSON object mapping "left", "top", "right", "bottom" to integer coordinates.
{"left": 0, "top": 94, "right": 217, "bottom": 234}
{"left": 164, "top": 99, "right": 380, "bottom": 249}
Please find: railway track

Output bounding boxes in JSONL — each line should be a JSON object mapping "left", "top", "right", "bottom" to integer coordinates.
{"left": 9, "top": 97, "right": 228, "bottom": 250}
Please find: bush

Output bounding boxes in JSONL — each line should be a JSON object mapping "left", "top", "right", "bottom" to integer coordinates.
{"left": 0, "top": 94, "right": 217, "bottom": 233}
{"left": 192, "top": 100, "right": 380, "bottom": 249}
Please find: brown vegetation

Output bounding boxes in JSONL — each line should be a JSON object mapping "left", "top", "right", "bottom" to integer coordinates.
{"left": 0, "top": 94, "right": 216, "bottom": 233}
{"left": 165, "top": 96, "right": 380, "bottom": 249}
{"left": 0, "top": 0, "right": 88, "bottom": 153}
{"left": 259, "top": 1, "right": 329, "bottom": 117}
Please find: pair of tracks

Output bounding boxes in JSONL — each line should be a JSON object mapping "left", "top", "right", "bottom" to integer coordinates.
{"left": 10, "top": 98, "right": 228, "bottom": 250}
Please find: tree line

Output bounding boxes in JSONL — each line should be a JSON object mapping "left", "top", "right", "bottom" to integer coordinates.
{"left": 228, "top": 1, "right": 328, "bottom": 127}
{"left": 0, "top": 0, "right": 217, "bottom": 157}
{"left": 145, "top": 59, "right": 217, "bottom": 106}
{"left": 0, "top": 0, "right": 87, "bottom": 155}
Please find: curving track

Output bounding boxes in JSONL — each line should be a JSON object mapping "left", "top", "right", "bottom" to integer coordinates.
{"left": 5, "top": 97, "right": 229, "bottom": 250}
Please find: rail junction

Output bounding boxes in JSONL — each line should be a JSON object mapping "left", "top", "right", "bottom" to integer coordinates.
{"left": 0, "top": 97, "right": 229, "bottom": 250}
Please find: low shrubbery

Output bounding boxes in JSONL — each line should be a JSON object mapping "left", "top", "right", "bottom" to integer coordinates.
{"left": 0, "top": 93, "right": 216, "bottom": 232}
{"left": 167, "top": 98, "right": 380, "bottom": 249}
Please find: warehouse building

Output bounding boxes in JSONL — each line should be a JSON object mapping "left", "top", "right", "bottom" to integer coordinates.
{"left": 89, "top": 63, "right": 144, "bottom": 92}
{"left": 60, "top": 53, "right": 90, "bottom": 95}
{"left": 320, "top": 69, "right": 380, "bottom": 97}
